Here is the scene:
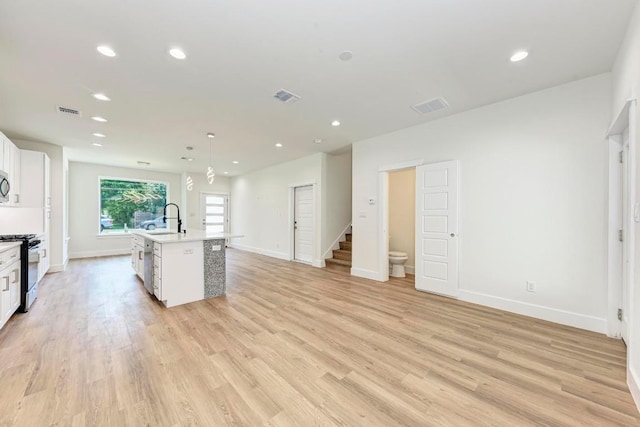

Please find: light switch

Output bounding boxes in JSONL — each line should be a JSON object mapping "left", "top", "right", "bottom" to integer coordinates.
{"left": 212, "top": 245, "right": 221, "bottom": 251}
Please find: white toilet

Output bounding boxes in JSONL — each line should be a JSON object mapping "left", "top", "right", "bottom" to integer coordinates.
{"left": 389, "top": 251, "right": 409, "bottom": 278}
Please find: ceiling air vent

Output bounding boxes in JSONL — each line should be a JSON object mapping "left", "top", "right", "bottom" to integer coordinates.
{"left": 274, "top": 89, "right": 301, "bottom": 104}
{"left": 411, "top": 97, "right": 448, "bottom": 115}
{"left": 56, "top": 105, "right": 82, "bottom": 117}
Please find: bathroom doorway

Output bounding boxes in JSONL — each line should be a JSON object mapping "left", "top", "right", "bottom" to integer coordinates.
{"left": 387, "top": 168, "right": 416, "bottom": 285}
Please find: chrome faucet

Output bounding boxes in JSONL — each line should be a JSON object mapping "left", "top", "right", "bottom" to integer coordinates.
{"left": 163, "top": 203, "right": 182, "bottom": 233}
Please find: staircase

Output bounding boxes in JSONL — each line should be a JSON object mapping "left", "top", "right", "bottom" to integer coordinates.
{"left": 325, "top": 233, "right": 351, "bottom": 273}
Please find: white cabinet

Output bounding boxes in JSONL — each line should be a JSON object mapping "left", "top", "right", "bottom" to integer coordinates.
{"left": 0, "top": 131, "right": 21, "bottom": 207}
{"left": 131, "top": 235, "right": 145, "bottom": 279}
{"left": 21, "top": 151, "right": 51, "bottom": 277}
{"left": 152, "top": 241, "right": 203, "bottom": 307}
{"left": 20, "top": 150, "right": 50, "bottom": 209}
{"left": 38, "top": 235, "right": 49, "bottom": 282}
{"left": 0, "top": 246, "right": 21, "bottom": 330}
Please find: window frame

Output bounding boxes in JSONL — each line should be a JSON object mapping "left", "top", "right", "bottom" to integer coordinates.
{"left": 97, "top": 176, "right": 171, "bottom": 237}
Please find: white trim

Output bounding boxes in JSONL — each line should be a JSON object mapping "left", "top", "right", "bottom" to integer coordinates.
{"left": 607, "top": 135, "right": 624, "bottom": 338}
{"left": 629, "top": 365, "right": 640, "bottom": 413}
{"left": 228, "top": 243, "right": 289, "bottom": 261}
{"left": 322, "top": 223, "right": 352, "bottom": 259}
{"left": 459, "top": 290, "right": 607, "bottom": 334}
{"left": 312, "top": 259, "right": 325, "bottom": 268}
{"left": 48, "top": 262, "right": 66, "bottom": 273}
{"left": 379, "top": 170, "right": 390, "bottom": 282}
{"left": 69, "top": 249, "right": 130, "bottom": 259}
{"left": 608, "top": 98, "right": 635, "bottom": 136}
{"left": 378, "top": 159, "right": 424, "bottom": 172}
{"left": 351, "top": 267, "right": 385, "bottom": 281}
{"left": 405, "top": 265, "right": 415, "bottom": 275}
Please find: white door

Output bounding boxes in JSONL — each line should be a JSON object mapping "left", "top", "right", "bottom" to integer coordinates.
{"left": 294, "top": 185, "right": 313, "bottom": 263}
{"left": 621, "top": 129, "right": 630, "bottom": 343}
{"left": 200, "top": 193, "right": 228, "bottom": 234}
{"left": 415, "top": 160, "right": 459, "bottom": 297}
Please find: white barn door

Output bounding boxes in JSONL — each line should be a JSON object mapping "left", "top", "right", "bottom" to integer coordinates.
{"left": 415, "top": 160, "right": 459, "bottom": 297}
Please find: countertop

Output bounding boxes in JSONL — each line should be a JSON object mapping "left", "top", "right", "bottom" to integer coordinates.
{"left": 0, "top": 241, "right": 22, "bottom": 252}
{"left": 130, "top": 229, "right": 243, "bottom": 244}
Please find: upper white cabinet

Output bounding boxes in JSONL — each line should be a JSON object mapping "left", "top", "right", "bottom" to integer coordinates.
{"left": 0, "top": 131, "right": 21, "bottom": 207}
{"left": 20, "top": 150, "right": 50, "bottom": 209}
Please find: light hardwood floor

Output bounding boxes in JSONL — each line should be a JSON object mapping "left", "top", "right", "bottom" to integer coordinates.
{"left": 0, "top": 249, "right": 638, "bottom": 426}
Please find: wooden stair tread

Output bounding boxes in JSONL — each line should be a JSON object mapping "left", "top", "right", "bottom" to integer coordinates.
{"left": 325, "top": 258, "right": 352, "bottom": 267}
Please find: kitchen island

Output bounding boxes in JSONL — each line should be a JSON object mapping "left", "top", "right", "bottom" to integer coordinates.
{"left": 130, "top": 230, "right": 241, "bottom": 307}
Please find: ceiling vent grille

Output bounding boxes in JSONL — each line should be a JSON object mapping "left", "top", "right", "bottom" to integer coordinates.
{"left": 274, "top": 89, "right": 301, "bottom": 104}
{"left": 411, "top": 97, "right": 449, "bottom": 115}
{"left": 56, "top": 105, "right": 82, "bottom": 117}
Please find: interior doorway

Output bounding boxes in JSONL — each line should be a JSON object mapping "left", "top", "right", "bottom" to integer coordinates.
{"left": 293, "top": 185, "right": 313, "bottom": 263}
{"left": 388, "top": 168, "right": 416, "bottom": 284}
{"left": 607, "top": 98, "right": 637, "bottom": 340}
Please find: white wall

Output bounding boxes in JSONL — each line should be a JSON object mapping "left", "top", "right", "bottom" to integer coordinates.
{"left": 389, "top": 168, "right": 415, "bottom": 271}
{"left": 352, "top": 73, "right": 611, "bottom": 333}
{"left": 183, "top": 172, "right": 231, "bottom": 230}
{"left": 322, "top": 150, "right": 353, "bottom": 257}
{"left": 68, "top": 162, "right": 182, "bottom": 258}
{"left": 229, "top": 153, "right": 324, "bottom": 264}
{"left": 612, "top": 1, "right": 640, "bottom": 411}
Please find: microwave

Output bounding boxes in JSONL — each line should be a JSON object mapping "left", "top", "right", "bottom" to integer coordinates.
{"left": 0, "top": 169, "right": 9, "bottom": 203}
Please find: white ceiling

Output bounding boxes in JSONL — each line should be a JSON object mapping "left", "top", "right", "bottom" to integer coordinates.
{"left": 0, "top": 0, "right": 636, "bottom": 175}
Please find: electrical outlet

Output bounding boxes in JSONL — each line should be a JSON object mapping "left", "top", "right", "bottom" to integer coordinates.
{"left": 526, "top": 281, "right": 536, "bottom": 292}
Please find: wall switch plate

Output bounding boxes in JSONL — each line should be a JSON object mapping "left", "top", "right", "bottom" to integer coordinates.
{"left": 526, "top": 281, "right": 536, "bottom": 292}
{"left": 184, "top": 248, "right": 194, "bottom": 255}
{"left": 212, "top": 245, "right": 221, "bottom": 251}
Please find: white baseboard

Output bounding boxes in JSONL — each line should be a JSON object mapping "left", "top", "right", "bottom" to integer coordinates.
{"left": 629, "top": 365, "right": 640, "bottom": 415}
{"left": 228, "top": 243, "right": 290, "bottom": 261}
{"left": 405, "top": 265, "right": 415, "bottom": 275}
{"left": 312, "top": 259, "right": 325, "bottom": 268}
{"left": 351, "top": 267, "right": 384, "bottom": 281}
{"left": 69, "top": 249, "right": 130, "bottom": 259}
{"left": 48, "top": 262, "right": 67, "bottom": 273}
{"left": 458, "top": 289, "right": 607, "bottom": 334}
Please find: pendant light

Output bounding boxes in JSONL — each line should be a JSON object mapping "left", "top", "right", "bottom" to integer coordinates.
{"left": 206, "top": 133, "right": 215, "bottom": 184}
{"left": 186, "top": 175, "right": 194, "bottom": 191}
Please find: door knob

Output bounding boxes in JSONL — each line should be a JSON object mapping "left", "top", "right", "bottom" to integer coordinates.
{"left": 450, "top": 233, "right": 455, "bottom": 237}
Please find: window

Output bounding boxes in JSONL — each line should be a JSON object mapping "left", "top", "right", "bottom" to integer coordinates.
{"left": 99, "top": 178, "right": 168, "bottom": 234}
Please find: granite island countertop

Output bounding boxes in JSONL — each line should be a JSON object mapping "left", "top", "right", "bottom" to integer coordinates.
{"left": 130, "top": 229, "right": 242, "bottom": 244}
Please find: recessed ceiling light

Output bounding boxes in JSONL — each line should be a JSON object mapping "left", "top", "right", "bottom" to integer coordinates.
{"left": 232, "top": 160, "right": 239, "bottom": 164}
{"left": 207, "top": 132, "right": 215, "bottom": 138}
{"left": 331, "top": 120, "right": 341, "bottom": 127}
{"left": 510, "top": 50, "right": 529, "bottom": 62}
{"left": 92, "top": 143, "right": 103, "bottom": 147}
{"left": 91, "top": 116, "right": 107, "bottom": 122}
{"left": 339, "top": 51, "right": 353, "bottom": 61}
{"left": 313, "top": 138, "right": 323, "bottom": 144}
{"left": 97, "top": 45, "right": 116, "bottom": 57}
{"left": 92, "top": 133, "right": 106, "bottom": 138}
{"left": 224, "top": 171, "right": 229, "bottom": 175}
{"left": 137, "top": 161, "right": 151, "bottom": 166}
{"left": 93, "top": 93, "right": 111, "bottom": 101}
{"left": 186, "top": 146, "right": 194, "bottom": 151}
{"left": 275, "top": 143, "right": 283, "bottom": 148}
{"left": 169, "top": 48, "right": 186, "bottom": 59}
{"left": 181, "top": 157, "right": 193, "bottom": 161}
